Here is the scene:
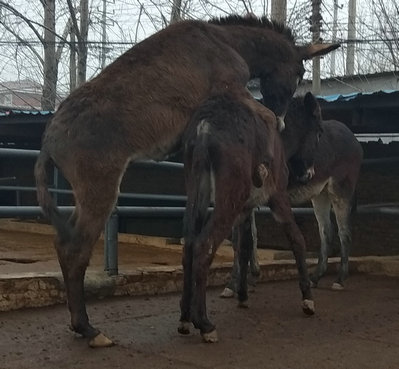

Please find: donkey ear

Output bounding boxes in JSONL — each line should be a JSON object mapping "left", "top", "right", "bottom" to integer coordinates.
{"left": 299, "top": 43, "right": 340, "bottom": 60}
{"left": 304, "top": 92, "right": 321, "bottom": 117}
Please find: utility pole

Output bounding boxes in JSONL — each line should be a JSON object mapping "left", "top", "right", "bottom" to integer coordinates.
{"left": 330, "top": 0, "right": 338, "bottom": 75}
{"left": 346, "top": 0, "right": 356, "bottom": 75}
{"left": 101, "top": 0, "right": 107, "bottom": 70}
{"left": 271, "top": 0, "right": 286, "bottom": 24}
{"left": 311, "top": 0, "right": 322, "bottom": 95}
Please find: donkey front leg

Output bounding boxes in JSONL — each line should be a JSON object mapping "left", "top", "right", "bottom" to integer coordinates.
{"left": 310, "top": 190, "right": 333, "bottom": 288}
{"left": 269, "top": 193, "right": 315, "bottom": 315}
{"left": 331, "top": 197, "right": 353, "bottom": 290}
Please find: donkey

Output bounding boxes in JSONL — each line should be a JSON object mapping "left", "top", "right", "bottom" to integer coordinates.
{"left": 178, "top": 90, "right": 323, "bottom": 343}
{"left": 222, "top": 95, "right": 363, "bottom": 300}
{"left": 34, "top": 15, "right": 338, "bottom": 347}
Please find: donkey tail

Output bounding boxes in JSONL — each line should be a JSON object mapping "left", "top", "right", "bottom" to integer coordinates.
{"left": 34, "top": 149, "right": 72, "bottom": 240}
{"left": 184, "top": 139, "right": 214, "bottom": 239}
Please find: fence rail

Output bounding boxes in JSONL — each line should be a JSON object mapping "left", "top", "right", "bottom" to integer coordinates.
{"left": 1, "top": 148, "right": 399, "bottom": 275}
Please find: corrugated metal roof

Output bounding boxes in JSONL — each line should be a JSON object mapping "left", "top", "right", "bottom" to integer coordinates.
{"left": 317, "top": 89, "right": 398, "bottom": 102}
{"left": 0, "top": 110, "right": 53, "bottom": 117}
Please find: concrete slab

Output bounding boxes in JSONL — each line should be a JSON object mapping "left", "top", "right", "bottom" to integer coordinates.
{"left": 1, "top": 218, "right": 399, "bottom": 312}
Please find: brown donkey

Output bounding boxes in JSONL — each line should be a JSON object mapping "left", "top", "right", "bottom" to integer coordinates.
{"left": 178, "top": 91, "right": 322, "bottom": 342}
{"left": 35, "top": 15, "right": 338, "bottom": 347}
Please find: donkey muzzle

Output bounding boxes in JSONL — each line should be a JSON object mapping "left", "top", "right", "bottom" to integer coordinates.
{"left": 276, "top": 116, "right": 286, "bottom": 132}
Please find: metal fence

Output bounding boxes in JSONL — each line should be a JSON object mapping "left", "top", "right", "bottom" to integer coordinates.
{"left": 1, "top": 148, "right": 399, "bottom": 275}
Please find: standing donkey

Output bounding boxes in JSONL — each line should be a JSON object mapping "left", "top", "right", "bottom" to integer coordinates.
{"left": 178, "top": 90, "right": 323, "bottom": 343}
{"left": 35, "top": 15, "right": 338, "bottom": 347}
{"left": 222, "top": 95, "right": 363, "bottom": 300}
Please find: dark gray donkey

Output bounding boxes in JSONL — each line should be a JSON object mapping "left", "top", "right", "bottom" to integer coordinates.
{"left": 222, "top": 95, "right": 363, "bottom": 300}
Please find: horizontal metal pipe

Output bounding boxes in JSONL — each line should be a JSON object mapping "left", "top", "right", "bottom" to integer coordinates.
{"left": 0, "top": 185, "right": 187, "bottom": 203}
{"left": 2, "top": 148, "right": 399, "bottom": 167}
{"left": 0, "top": 148, "right": 183, "bottom": 169}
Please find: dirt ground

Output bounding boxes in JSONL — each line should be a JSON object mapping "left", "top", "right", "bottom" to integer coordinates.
{"left": 1, "top": 274, "right": 398, "bottom": 369}
{"left": 0, "top": 228, "right": 232, "bottom": 274}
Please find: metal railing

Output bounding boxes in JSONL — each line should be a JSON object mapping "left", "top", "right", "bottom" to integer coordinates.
{"left": 1, "top": 148, "right": 399, "bottom": 275}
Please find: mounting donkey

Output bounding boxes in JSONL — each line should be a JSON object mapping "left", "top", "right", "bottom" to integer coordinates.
{"left": 222, "top": 95, "right": 363, "bottom": 301}
{"left": 35, "top": 15, "right": 338, "bottom": 347}
{"left": 178, "top": 90, "right": 323, "bottom": 342}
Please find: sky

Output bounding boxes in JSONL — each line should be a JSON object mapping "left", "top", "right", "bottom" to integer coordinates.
{"left": 0, "top": 0, "right": 396, "bottom": 99}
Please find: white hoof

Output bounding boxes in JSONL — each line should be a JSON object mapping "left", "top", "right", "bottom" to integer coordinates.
{"left": 178, "top": 321, "right": 191, "bottom": 335}
{"left": 332, "top": 282, "right": 344, "bottom": 290}
{"left": 202, "top": 330, "right": 218, "bottom": 343}
{"left": 302, "top": 299, "right": 315, "bottom": 315}
{"left": 88, "top": 333, "right": 114, "bottom": 348}
{"left": 220, "top": 287, "right": 234, "bottom": 298}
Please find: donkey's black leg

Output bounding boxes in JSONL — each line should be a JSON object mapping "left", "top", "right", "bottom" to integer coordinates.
{"left": 191, "top": 209, "right": 242, "bottom": 342}
{"left": 55, "top": 215, "right": 113, "bottom": 347}
{"left": 178, "top": 238, "right": 193, "bottom": 335}
{"left": 220, "top": 225, "right": 240, "bottom": 298}
{"left": 310, "top": 190, "right": 333, "bottom": 287}
{"left": 55, "top": 164, "right": 123, "bottom": 347}
{"left": 248, "top": 210, "right": 260, "bottom": 282}
{"left": 221, "top": 210, "right": 259, "bottom": 299}
{"left": 269, "top": 193, "right": 314, "bottom": 315}
{"left": 236, "top": 214, "right": 255, "bottom": 308}
{"left": 331, "top": 197, "right": 352, "bottom": 290}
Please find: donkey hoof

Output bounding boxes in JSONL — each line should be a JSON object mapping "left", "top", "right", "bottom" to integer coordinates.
{"left": 332, "top": 282, "right": 344, "bottom": 290}
{"left": 309, "top": 280, "right": 318, "bottom": 288}
{"left": 178, "top": 321, "right": 191, "bottom": 335}
{"left": 237, "top": 300, "right": 249, "bottom": 308}
{"left": 88, "top": 333, "right": 114, "bottom": 348}
{"left": 202, "top": 329, "right": 218, "bottom": 343}
{"left": 302, "top": 299, "right": 315, "bottom": 315}
{"left": 220, "top": 287, "right": 235, "bottom": 298}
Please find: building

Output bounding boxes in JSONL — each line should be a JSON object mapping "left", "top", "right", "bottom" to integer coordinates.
{"left": 0, "top": 79, "right": 43, "bottom": 110}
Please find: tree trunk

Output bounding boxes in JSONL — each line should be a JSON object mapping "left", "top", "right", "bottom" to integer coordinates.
{"left": 170, "top": 0, "right": 182, "bottom": 24}
{"left": 271, "top": 0, "right": 286, "bottom": 24}
{"left": 41, "top": 0, "right": 57, "bottom": 110}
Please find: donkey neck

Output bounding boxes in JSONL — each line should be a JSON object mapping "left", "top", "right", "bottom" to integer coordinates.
{"left": 281, "top": 124, "right": 304, "bottom": 161}
{"left": 213, "top": 25, "right": 296, "bottom": 78}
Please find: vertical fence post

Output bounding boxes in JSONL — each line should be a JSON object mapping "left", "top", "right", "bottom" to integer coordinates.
{"left": 104, "top": 209, "right": 119, "bottom": 275}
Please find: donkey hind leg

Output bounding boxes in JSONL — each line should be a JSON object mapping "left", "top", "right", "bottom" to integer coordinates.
{"left": 269, "top": 193, "right": 314, "bottom": 315}
{"left": 309, "top": 190, "right": 333, "bottom": 288}
{"left": 191, "top": 206, "right": 243, "bottom": 343}
{"left": 248, "top": 209, "right": 260, "bottom": 284}
{"left": 178, "top": 219, "right": 197, "bottom": 335}
{"left": 236, "top": 212, "right": 257, "bottom": 308}
{"left": 331, "top": 196, "right": 353, "bottom": 290}
{"left": 220, "top": 225, "right": 240, "bottom": 298}
{"left": 55, "top": 172, "right": 122, "bottom": 348}
{"left": 220, "top": 210, "right": 259, "bottom": 299}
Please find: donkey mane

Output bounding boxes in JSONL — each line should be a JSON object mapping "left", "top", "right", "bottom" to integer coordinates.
{"left": 209, "top": 14, "right": 295, "bottom": 42}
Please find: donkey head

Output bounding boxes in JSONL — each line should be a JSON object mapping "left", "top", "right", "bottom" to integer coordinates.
{"left": 282, "top": 92, "right": 323, "bottom": 184}
{"left": 260, "top": 43, "right": 339, "bottom": 131}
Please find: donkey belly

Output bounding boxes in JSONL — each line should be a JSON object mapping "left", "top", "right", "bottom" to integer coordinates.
{"left": 288, "top": 180, "right": 329, "bottom": 205}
